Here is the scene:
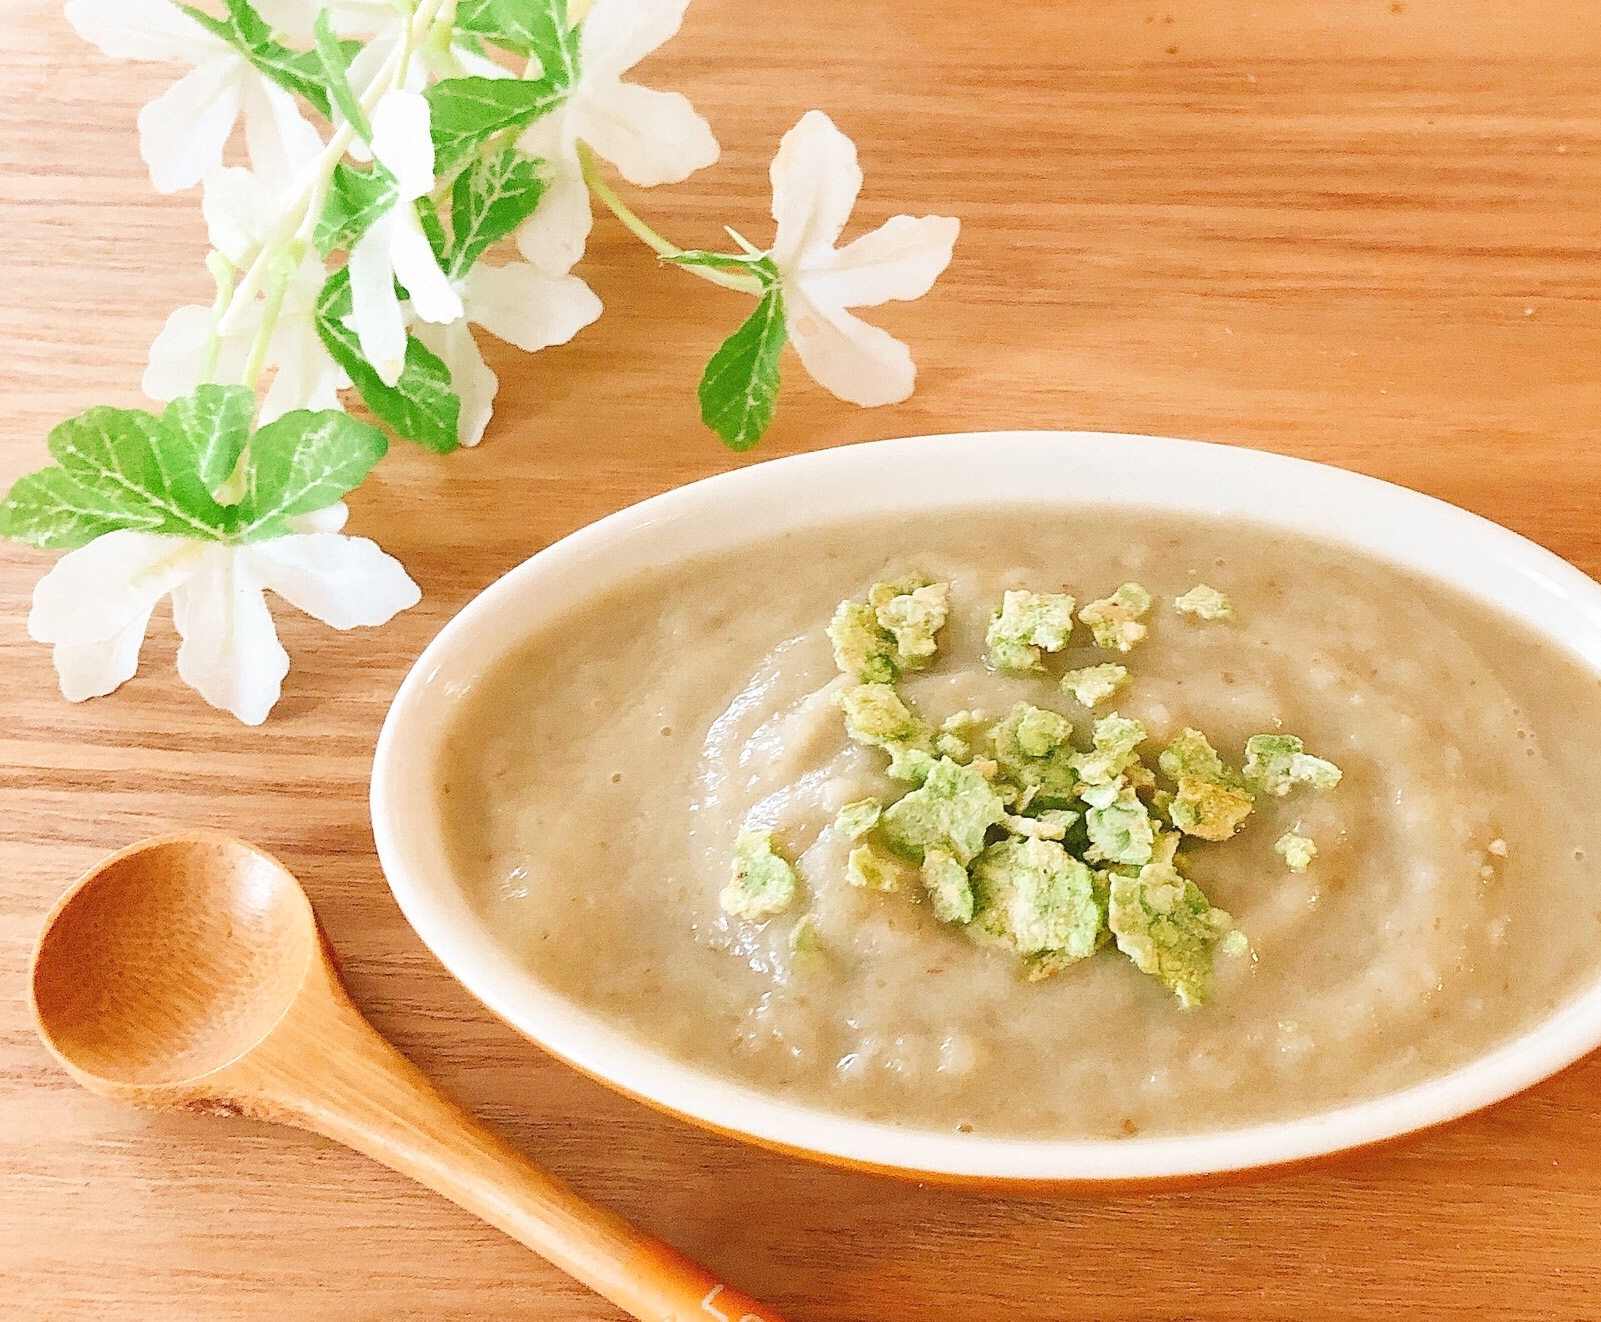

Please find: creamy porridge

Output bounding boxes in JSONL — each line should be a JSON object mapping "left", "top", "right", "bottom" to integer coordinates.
{"left": 437, "top": 508, "right": 1601, "bottom": 1138}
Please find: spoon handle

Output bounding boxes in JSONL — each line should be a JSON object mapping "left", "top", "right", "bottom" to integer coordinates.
{"left": 250, "top": 951, "right": 790, "bottom": 1322}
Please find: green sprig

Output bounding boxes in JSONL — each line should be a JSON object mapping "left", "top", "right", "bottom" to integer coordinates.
{"left": 177, "top": 0, "right": 349, "bottom": 121}
{"left": 0, "top": 386, "right": 388, "bottom": 548}
{"left": 313, "top": 269, "right": 462, "bottom": 454}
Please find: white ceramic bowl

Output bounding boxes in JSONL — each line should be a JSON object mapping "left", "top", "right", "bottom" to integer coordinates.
{"left": 371, "top": 430, "right": 1601, "bottom": 1183}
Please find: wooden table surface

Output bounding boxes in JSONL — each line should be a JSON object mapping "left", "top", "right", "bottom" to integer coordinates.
{"left": 6, "top": 0, "right": 1601, "bottom": 1317}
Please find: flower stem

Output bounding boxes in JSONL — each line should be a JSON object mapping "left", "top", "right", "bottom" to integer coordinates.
{"left": 577, "top": 143, "right": 763, "bottom": 296}
{"left": 200, "top": 250, "right": 236, "bottom": 384}
{"left": 240, "top": 252, "right": 296, "bottom": 391}
{"left": 218, "top": 0, "right": 448, "bottom": 336}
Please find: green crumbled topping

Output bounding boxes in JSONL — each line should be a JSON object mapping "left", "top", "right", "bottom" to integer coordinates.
{"left": 827, "top": 578, "right": 952, "bottom": 681}
{"left": 969, "top": 837, "right": 1104, "bottom": 965}
{"left": 934, "top": 709, "right": 986, "bottom": 762}
{"left": 881, "top": 756, "right": 1007, "bottom": 865}
{"left": 1003, "top": 811, "right": 1068, "bottom": 841}
{"left": 1038, "top": 807, "right": 1083, "bottom": 838}
{"left": 984, "top": 590, "right": 1077, "bottom": 672}
{"left": 887, "top": 745, "right": 938, "bottom": 784}
{"left": 1174, "top": 584, "right": 1234, "bottom": 620}
{"left": 1082, "top": 779, "right": 1155, "bottom": 866}
{"left": 789, "top": 911, "right": 824, "bottom": 955}
{"left": 1243, "top": 734, "right": 1343, "bottom": 796}
{"left": 809, "top": 566, "right": 1348, "bottom": 1008}
{"left": 826, "top": 599, "right": 898, "bottom": 683}
{"left": 1069, "top": 713, "right": 1147, "bottom": 788}
{"left": 1078, "top": 582, "right": 1153, "bottom": 652}
{"left": 834, "top": 799, "right": 882, "bottom": 840}
{"left": 1107, "top": 864, "right": 1240, "bottom": 1007}
{"left": 922, "top": 846, "right": 975, "bottom": 924}
{"left": 1017, "top": 705, "right": 1073, "bottom": 756}
{"left": 1157, "top": 728, "right": 1255, "bottom": 840}
{"left": 1158, "top": 727, "right": 1235, "bottom": 786}
{"left": 720, "top": 829, "right": 798, "bottom": 920}
{"left": 1168, "top": 777, "right": 1255, "bottom": 841}
{"left": 836, "top": 682, "right": 927, "bottom": 750}
{"left": 990, "top": 702, "right": 1081, "bottom": 806}
{"left": 1275, "top": 831, "right": 1317, "bottom": 872}
{"left": 847, "top": 842, "right": 915, "bottom": 892}
{"left": 873, "top": 580, "right": 951, "bottom": 670}
{"left": 1061, "top": 662, "right": 1129, "bottom": 708}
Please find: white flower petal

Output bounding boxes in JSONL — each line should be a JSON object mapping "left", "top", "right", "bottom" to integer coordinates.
{"left": 456, "top": 42, "right": 515, "bottom": 78}
{"left": 340, "top": 35, "right": 395, "bottom": 161}
{"left": 260, "top": 315, "right": 349, "bottom": 422}
{"left": 390, "top": 207, "right": 464, "bottom": 325}
{"left": 250, "top": 0, "right": 322, "bottom": 38}
{"left": 576, "top": 81, "right": 718, "bottom": 188}
{"left": 769, "top": 110, "right": 864, "bottom": 274}
{"left": 326, "top": 0, "right": 404, "bottom": 35}
{"left": 244, "top": 533, "right": 421, "bottom": 629}
{"left": 53, "top": 612, "right": 155, "bottom": 703}
{"left": 138, "top": 58, "right": 244, "bottom": 193}
{"left": 463, "top": 262, "right": 602, "bottom": 353}
{"left": 29, "top": 532, "right": 200, "bottom": 647}
{"left": 201, "top": 166, "right": 270, "bottom": 264}
{"left": 800, "top": 213, "right": 960, "bottom": 309}
{"left": 414, "top": 319, "right": 498, "bottom": 447}
{"left": 284, "top": 503, "right": 349, "bottom": 535}
{"left": 144, "top": 303, "right": 254, "bottom": 403}
{"left": 254, "top": 0, "right": 393, "bottom": 40}
{"left": 348, "top": 212, "right": 408, "bottom": 386}
{"left": 580, "top": 0, "right": 692, "bottom": 84}
{"left": 370, "top": 89, "right": 436, "bottom": 201}
{"left": 784, "top": 285, "right": 916, "bottom": 408}
{"left": 513, "top": 157, "right": 592, "bottom": 276}
{"left": 240, "top": 77, "right": 325, "bottom": 197}
{"left": 65, "top": 0, "right": 226, "bottom": 63}
{"left": 171, "top": 545, "right": 289, "bottom": 726}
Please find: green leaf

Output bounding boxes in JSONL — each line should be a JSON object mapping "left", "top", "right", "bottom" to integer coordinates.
{"left": 231, "top": 409, "right": 389, "bottom": 538}
{"left": 315, "top": 163, "right": 399, "bottom": 257}
{"left": 416, "top": 194, "right": 449, "bottom": 266}
{"left": 0, "top": 468, "right": 156, "bottom": 549}
{"left": 177, "top": 0, "right": 336, "bottom": 119}
{"left": 314, "top": 267, "right": 461, "bottom": 453}
{"left": 47, "top": 406, "right": 230, "bottom": 537}
{"left": 455, "top": 0, "right": 580, "bottom": 90}
{"left": 446, "top": 146, "right": 546, "bottom": 278}
{"left": 312, "top": 9, "right": 370, "bottom": 141}
{"left": 424, "top": 76, "right": 567, "bottom": 180}
{"left": 160, "top": 383, "right": 256, "bottom": 490}
{"left": 698, "top": 286, "right": 788, "bottom": 451}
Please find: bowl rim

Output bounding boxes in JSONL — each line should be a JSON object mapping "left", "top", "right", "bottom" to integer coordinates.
{"left": 371, "top": 429, "right": 1601, "bottom": 1182}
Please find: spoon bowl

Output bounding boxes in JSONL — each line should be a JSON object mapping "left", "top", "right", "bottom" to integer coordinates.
{"left": 33, "top": 835, "right": 315, "bottom": 1091}
{"left": 29, "top": 832, "right": 787, "bottom": 1322}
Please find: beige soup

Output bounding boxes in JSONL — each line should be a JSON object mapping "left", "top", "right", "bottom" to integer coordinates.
{"left": 437, "top": 508, "right": 1601, "bottom": 1139}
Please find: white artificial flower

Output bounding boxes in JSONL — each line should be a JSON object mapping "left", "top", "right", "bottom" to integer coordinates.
{"left": 252, "top": 0, "right": 401, "bottom": 37}
{"left": 412, "top": 263, "right": 602, "bottom": 446}
{"left": 347, "top": 90, "right": 464, "bottom": 386}
{"left": 254, "top": 0, "right": 508, "bottom": 75}
{"left": 28, "top": 506, "right": 419, "bottom": 725}
{"left": 144, "top": 166, "right": 351, "bottom": 421}
{"left": 65, "top": 0, "right": 323, "bottom": 193}
{"left": 765, "top": 111, "right": 959, "bottom": 408}
{"left": 515, "top": 0, "right": 719, "bottom": 276}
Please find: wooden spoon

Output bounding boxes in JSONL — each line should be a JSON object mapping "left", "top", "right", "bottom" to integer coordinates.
{"left": 29, "top": 832, "right": 788, "bottom": 1322}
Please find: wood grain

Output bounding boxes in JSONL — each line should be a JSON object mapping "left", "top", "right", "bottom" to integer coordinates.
{"left": 4, "top": 0, "right": 1601, "bottom": 1317}
{"left": 30, "top": 834, "right": 787, "bottom": 1322}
